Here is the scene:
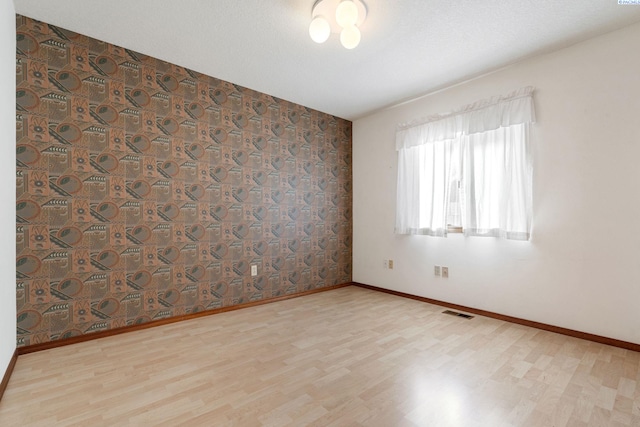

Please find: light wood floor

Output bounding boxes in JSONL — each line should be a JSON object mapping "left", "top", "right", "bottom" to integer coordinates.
{"left": 1, "top": 286, "right": 639, "bottom": 426}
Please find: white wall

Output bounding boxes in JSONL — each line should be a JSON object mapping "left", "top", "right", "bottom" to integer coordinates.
{"left": 1, "top": 0, "right": 16, "bottom": 376}
{"left": 353, "top": 22, "right": 640, "bottom": 344}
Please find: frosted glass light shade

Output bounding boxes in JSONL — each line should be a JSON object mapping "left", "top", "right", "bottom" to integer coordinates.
{"left": 340, "top": 25, "right": 361, "bottom": 49}
{"left": 336, "top": 0, "right": 358, "bottom": 28}
{"left": 309, "top": 16, "right": 331, "bottom": 43}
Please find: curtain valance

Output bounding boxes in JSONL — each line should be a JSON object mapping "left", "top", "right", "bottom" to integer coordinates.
{"left": 396, "top": 86, "right": 535, "bottom": 151}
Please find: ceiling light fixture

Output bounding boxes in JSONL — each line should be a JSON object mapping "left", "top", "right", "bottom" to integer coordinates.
{"left": 309, "top": 0, "right": 367, "bottom": 49}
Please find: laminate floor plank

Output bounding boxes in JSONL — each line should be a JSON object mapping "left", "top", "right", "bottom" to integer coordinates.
{"left": 1, "top": 286, "right": 639, "bottom": 426}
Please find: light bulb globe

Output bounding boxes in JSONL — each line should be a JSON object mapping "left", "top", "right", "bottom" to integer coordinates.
{"left": 340, "top": 25, "right": 361, "bottom": 49}
{"left": 309, "top": 16, "right": 330, "bottom": 43}
{"left": 336, "top": 0, "right": 358, "bottom": 28}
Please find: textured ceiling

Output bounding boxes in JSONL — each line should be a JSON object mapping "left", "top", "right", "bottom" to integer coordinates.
{"left": 13, "top": 0, "right": 640, "bottom": 120}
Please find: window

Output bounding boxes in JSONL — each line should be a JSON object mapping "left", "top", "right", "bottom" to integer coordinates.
{"left": 446, "top": 179, "right": 463, "bottom": 232}
{"left": 395, "top": 87, "right": 535, "bottom": 240}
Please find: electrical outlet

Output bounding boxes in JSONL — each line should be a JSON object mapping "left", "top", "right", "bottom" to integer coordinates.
{"left": 442, "top": 267, "right": 449, "bottom": 278}
{"left": 383, "top": 260, "right": 388, "bottom": 269}
{"left": 434, "top": 266, "right": 441, "bottom": 276}
{"left": 251, "top": 264, "right": 257, "bottom": 276}
{"left": 388, "top": 260, "right": 394, "bottom": 269}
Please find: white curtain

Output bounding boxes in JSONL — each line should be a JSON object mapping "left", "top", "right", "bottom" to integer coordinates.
{"left": 395, "top": 87, "right": 535, "bottom": 240}
{"left": 396, "top": 139, "right": 459, "bottom": 236}
{"left": 462, "top": 123, "right": 532, "bottom": 240}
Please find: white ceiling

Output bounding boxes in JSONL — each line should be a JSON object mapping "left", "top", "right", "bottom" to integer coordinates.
{"left": 13, "top": 0, "right": 640, "bottom": 120}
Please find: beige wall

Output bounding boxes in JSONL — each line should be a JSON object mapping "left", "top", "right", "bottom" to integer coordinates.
{"left": 353, "top": 22, "right": 640, "bottom": 344}
{"left": 1, "top": 0, "right": 17, "bottom": 373}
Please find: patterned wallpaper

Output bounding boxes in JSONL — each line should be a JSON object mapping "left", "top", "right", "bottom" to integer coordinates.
{"left": 15, "top": 16, "right": 352, "bottom": 347}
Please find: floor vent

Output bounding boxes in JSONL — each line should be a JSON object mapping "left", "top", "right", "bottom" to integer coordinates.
{"left": 442, "top": 310, "right": 474, "bottom": 319}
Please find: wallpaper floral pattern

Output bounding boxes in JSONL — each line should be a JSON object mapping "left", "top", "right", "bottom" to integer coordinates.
{"left": 15, "top": 15, "right": 352, "bottom": 347}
